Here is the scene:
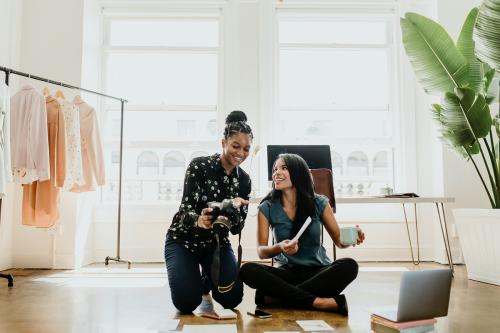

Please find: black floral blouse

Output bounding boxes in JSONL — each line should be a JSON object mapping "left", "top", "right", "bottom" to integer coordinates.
{"left": 168, "top": 153, "right": 251, "bottom": 255}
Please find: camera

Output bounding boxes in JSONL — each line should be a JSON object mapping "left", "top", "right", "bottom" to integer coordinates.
{"left": 208, "top": 199, "right": 238, "bottom": 229}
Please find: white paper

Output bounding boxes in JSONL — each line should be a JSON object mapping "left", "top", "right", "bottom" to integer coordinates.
{"left": 296, "top": 320, "right": 334, "bottom": 331}
{"left": 182, "top": 324, "right": 237, "bottom": 333}
{"left": 291, "top": 217, "right": 312, "bottom": 242}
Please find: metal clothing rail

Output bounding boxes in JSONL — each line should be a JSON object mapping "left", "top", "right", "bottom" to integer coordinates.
{"left": 0, "top": 66, "right": 130, "bottom": 287}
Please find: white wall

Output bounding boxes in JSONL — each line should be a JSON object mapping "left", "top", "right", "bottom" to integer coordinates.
{"left": 10, "top": 0, "right": 85, "bottom": 268}
{"left": 0, "top": 0, "right": 23, "bottom": 271}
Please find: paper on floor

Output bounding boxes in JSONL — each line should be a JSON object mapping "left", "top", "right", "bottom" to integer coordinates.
{"left": 296, "top": 320, "right": 334, "bottom": 331}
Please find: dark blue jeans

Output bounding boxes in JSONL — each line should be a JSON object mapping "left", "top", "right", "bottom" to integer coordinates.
{"left": 164, "top": 233, "right": 243, "bottom": 313}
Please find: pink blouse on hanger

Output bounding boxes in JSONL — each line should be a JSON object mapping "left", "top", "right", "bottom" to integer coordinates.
{"left": 10, "top": 85, "right": 50, "bottom": 184}
{"left": 22, "top": 96, "right": 66, "bottom": 228}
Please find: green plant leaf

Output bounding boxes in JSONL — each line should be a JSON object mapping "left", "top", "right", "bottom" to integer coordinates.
{"left": 467, "top": 141, "right": 481, "bottom": 155}
{"left": 474, "top": 0, "right": 500, "bottom": 71}
{"left": 457, "top": 8, "right": 482, "bottom": 93}
{"left": 494, "top": 115, "right": 500, "bottom": 139}
{"left": 401, "top": 13, "right": 469, "bottom": 95}
{"left": 439, "top": 88, "right": 492, "bottom": 148}
{"left": 431, "top": 103, "right": 481, "bottom": 157}
{"left": 483, "top": 66, "right": 496, "bottom": 94}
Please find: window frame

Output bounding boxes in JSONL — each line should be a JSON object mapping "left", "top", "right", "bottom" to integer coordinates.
{"left": 264, "top": 6, "right": 402, "bottom": 194}
{"left": 99, "top": 7, "right": 225, "bottom": 205}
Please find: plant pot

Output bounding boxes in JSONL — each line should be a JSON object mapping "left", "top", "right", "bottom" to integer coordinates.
{"left": 453, "top": 208, "right": 500, "bottom": 285}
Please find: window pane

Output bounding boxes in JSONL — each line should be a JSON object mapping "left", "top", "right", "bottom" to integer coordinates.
{"left": 106, "top": 53, "right": 218, "bottom": 105}
{"left": 190, "top": 151, "right": 210, "bottom": 162}
{"left": 109, "top": 19, "right": 219, "bottom": 47}
{"left": 105, "top": 110, "right": 217, "bottom": 142}
{"left": 332, "top": 151, "right": 343, "bottom": 176}
{"left": 373, "top": 151, "right": 389, "bottom": 177}
{"left": 112, "top": 150, "right": 120, "bottom": 164}
{"left": 163, "top": 151, "right": 186, "bottom": 179}
{"left": 103, "top": 147, "right": 218, "bottom": 203}
{"left": 280, "top": 49, "right": 389, "bottom": 109}
{"left": 346, "top": 151, "right": 369, "bottom": 176}
{"left": 278, "top": 110, "right": 390, "bottom": 139}
{"left": 177, "top": 120, "right": 196, "bottom": 137}
{"left": 279, "top": 19, "right": 387, "bottom": 45}
{"left": 137, "top": 151, "right": 160, "bottom": 176}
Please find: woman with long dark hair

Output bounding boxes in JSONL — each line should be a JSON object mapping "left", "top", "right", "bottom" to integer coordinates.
{"left": 240, "top": 153, "right": 365, "bottom": 315}
{"left": 165, "top": 110, "right": 253, "bottom": 313}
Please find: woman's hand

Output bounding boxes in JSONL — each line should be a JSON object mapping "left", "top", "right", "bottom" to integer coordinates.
{"left": 196, "top": 208, "right": 213, "bottom": 229}
{"left": 354, "top": 224, "right": 365, "bottom": 246}
{"left": 279, "top": 239, "right": 299, "bottom": 255}
{"left": 232, "top": 197, "right": 250, "bottom": 208}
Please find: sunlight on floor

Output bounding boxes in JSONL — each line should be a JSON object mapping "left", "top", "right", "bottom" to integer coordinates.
{"left": 34, "top": 267, "right": 167, "bottom": 287}
{"left": 32, "top": 265, "right": 408, "bottom": 287}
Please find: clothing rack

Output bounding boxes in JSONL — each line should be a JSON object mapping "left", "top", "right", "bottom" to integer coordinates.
{"left": 0, "top": 66, "right": 130, "bottom": 287}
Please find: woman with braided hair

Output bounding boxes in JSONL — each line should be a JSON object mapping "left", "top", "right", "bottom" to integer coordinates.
{"left": 165, "top": 110, "right": 253, "bottom": 313}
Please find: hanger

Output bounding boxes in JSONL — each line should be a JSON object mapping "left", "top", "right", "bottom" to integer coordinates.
{"left": 73, "top": 95, "right": 83, "bottom": 104}
{"left": 42, "top": 86, "right": 51, "bottom": 97}
{"left": 55, "top": 90, "right": 65, "bottom": 99}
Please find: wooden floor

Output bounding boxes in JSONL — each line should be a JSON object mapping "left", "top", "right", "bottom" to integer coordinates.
{"left": 1, "top": 262, "right": 499, "bottom": 333}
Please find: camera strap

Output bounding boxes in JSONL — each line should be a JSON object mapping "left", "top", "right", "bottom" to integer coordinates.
{"left": 211, "top": 230, "right": 242, "bottom": 294}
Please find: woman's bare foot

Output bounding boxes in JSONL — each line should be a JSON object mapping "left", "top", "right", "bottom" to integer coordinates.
{"left": 312, "top": 297, "right": 338, "bottom": 311}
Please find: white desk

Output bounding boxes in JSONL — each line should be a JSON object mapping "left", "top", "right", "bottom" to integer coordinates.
{"left": 250, "top": 196, "right": 455, "bottom": 273}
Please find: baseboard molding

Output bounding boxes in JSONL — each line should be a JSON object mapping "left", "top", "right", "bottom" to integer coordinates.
{"left": 468, "top": 274, "right": 500, "bottom": 286}
{"left": 93, "top": 247, "right": 165, "bottom": 263}
{"left": 13, "top": 253, "right": 53, "bottom": 269}
{"left": 92, "top": 246, "right": 437, "bottom": 263}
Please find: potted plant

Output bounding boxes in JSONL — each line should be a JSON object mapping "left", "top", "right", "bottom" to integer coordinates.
{"left": 400, "top": 0, "right": 500, "bottom": 285}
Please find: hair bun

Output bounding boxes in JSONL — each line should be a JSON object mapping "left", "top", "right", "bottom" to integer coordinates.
{"left": 225, "top": 110, "right": 247, "bottom": 124}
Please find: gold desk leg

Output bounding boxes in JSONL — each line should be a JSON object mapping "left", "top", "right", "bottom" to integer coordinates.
{"left": 436, "top": 203, "right": 454, "bottom": 275}
{"left": 402, "top": 203, "right": 419, "bottom": 265}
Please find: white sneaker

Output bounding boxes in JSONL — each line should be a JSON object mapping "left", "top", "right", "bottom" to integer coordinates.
{"left": 198, "top": 294, "right": 214, "bottom": 313}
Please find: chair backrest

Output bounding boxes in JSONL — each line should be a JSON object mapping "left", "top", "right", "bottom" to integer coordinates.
{"left": 310, "top": 168, "right": 336, "bottom": 213}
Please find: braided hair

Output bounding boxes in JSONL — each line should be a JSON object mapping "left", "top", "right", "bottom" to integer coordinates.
{"left": 223, "top": 110, "right": 253, "bottom": 140}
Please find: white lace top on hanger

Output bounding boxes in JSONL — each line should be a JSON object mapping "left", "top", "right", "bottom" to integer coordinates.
{"left": 58, "top": 98, "right": 84, "bottom": 190}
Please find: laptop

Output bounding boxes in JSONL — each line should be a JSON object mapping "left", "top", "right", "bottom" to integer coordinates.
{"left": 373, "top": 269, "right": 452, "bottom": 322}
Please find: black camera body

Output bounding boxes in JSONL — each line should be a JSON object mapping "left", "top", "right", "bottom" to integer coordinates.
{"left": 208, "top": 199, "right": 238, "bottom": 229}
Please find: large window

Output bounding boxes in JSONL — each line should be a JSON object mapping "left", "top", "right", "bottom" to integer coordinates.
{"left": 101, "top": 14, "right": 221, "bottom": 203}
{"left": 276, "top": 13, "right": 397, "bottom": 195}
